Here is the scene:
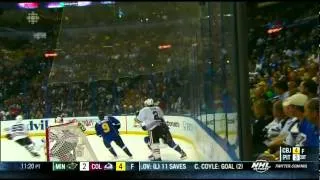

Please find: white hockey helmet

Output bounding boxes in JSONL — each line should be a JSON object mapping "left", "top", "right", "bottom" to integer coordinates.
{"left": 144, "top": 98, "right": 154, "bottom": 107}
{"left": 55, "top": 116, "right": 63, "bottom": 123}
{"left": 16, "top": 115, "right": 23, "bottom": 121}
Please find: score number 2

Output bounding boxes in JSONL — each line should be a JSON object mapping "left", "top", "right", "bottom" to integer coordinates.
{"left": 80, "top": 162, "right": 89, "bottom": 171}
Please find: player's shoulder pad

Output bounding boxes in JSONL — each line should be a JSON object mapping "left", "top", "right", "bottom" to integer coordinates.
{"left": 138, "top": 107, "right": 152, "bottom": 116}
{"left": 101, "top": 119, "right": 108, "bottom": 123}
{"left": 96, "top": 121, "right": 102, "bottom": 125}
{"left": 155, "top": 106, "right": 163, "bottom": 111}
{"left": 140, "top": 107, "right": 150, "bottom": 112}
{"left": 109, "top": 116, "right": 119, "bottom": 121}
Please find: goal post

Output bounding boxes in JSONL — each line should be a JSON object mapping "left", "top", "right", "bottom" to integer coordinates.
{"left": 45, "top": 121, "right": 98, "bottom": 161}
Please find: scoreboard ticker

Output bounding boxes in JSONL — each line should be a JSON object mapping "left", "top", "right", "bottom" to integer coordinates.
{"left": 0, "top": 147, "right": 317, "bottom": 179}
{"left": 0, "top": 146, "right": 318, "bottom": 175}
{"left": 280, "top": 146, "right": 307, "bottom": 161}
{"left": 0, "top": 161, "right": 317, "bottom": 173}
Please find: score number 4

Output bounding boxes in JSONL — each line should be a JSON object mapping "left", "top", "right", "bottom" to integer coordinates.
{"left": 116, "top": 162, "right": 126, "bottom": 171}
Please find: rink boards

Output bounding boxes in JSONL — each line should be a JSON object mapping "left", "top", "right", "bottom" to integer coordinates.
{"left": 0, "top": 114, "right": 237, "bottom": 161}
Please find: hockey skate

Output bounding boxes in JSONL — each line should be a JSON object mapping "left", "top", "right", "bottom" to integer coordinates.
{"left": 128, "top": 156, "right": 133, "bottom": 160}
{"left": 148, "top": 154, "right": 161, "bottom": 161}
{"left": 180, "top": 151, "right": 187, "bottom": 160}
{"left": 31, "top": 152, "right": 40, "bottom": 157}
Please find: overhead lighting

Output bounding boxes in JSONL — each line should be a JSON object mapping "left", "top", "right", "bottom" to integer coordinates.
{"left": 47, "top": 2, "right": 64, "bottom": 8}
{"left": 158, "top": 44, "right": 172, "bottom": 50}
{"left": 77, "top": 1, "right": 92, "bottom": 7}
{"left": 63, "top": 2, "right": 78, "bottom": 6}
{"left": 17, "top": 2, "right": 39, "bottom": 9}
{"left": 100, "top": 1, "right": 115, "bottom": 4}
{"left": 267, "top": 27, "right": 283, "bottom": 34}
{"left": 45, "top": 52, "right": 58, "bottom": 58}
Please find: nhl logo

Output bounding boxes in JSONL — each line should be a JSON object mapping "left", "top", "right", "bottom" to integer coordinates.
{"left": 251, "top": 160, "right": 271, "bottom": 173}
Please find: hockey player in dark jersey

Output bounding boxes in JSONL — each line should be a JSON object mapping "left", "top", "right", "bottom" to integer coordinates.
{"left": 95, "top": 111, "right": 133, "bottom": 159}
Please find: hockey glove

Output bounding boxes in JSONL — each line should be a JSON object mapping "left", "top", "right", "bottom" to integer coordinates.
{"left": 133, "top": 121, "right": 141, "bottom": 128}
{"left": 6, "top": 134, "right": 12, "bottom": 140}
{"left": 142, "top": 125, "right": 147, "bottom": 131}
{"left": 78, "top": 122, "right": 86, "bottom": 132}
{"left": 112, "top": 123, "right": 121, "bottom": 129}
{"left": 134, "top": 117, "right": 142, "bottom": 124}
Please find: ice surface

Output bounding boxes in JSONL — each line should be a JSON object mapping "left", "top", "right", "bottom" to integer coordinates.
{"left": 1, "top": 134, "right": 199, "bottom": 161}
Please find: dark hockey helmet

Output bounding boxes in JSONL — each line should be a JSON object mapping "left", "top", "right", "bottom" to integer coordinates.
{"left": 98, "top": 110, "right": 105, "bottom": 120}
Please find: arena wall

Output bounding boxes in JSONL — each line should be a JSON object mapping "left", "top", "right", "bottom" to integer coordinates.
{"left": 0, "top": 115, "right": 236, "bottom": 161}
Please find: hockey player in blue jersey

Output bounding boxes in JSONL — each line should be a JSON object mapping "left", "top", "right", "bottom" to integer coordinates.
{"left": 95, "top": 111, "right": 133, "bottom": 159}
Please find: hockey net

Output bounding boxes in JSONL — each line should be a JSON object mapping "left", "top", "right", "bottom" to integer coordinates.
{"left": 46, "top": 121, "right": 98, "bottom": 161}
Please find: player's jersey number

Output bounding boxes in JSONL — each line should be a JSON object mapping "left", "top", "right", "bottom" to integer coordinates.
{"left": 11, "top": 124, "right": 24, "bottom": 133}
{"left": 102, "top": 123, "right": 110, "bottom": 133}
{"left": 152, "top": 111, "right": 160, "bottom": 120}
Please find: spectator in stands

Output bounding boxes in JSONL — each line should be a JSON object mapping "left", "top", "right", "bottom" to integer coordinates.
{"left": 303, "top": 97, "right": 319, "bottom": 161}
{"left": 263, "top": 100, "right": 288, "bottom": 147}
{"left": 304, "top": 98, "right": 320, "bottom": 160}
{"left": 252, "top": 82, "right": 268, "bottom": 101}
{"left": 304, "top": 98, "right": 320, "bottom": 128}
{"left": 303, "top": 98, "right": 319, "bottom": 147}
{"left": 266, "top": 99, "right": 295, "bottom": 150}
{"left": 273, "top": 81, "right": 289, "bottom": 101}
{"left": 288, "top": 80, "right": 299, "bottom": 96}
{"left": 282, "top": 93, "right": 315, "bottom": 147}
{"left": 259, "top": 93, "right": 310, "bottom": 160}
{"left": 173, "top": 96, "right": 183, "bottom": 113}
{"left": 34, "top": 109, "right": 44, "bottom": 119}
{"left": 251, "top": 99, "right": 273, "bottom": 158}
{"left": 299, "top": 79, "right": 318, "bottom": 99}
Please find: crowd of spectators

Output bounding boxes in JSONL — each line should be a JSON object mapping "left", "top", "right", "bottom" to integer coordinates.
{"left": 2, "top": 3, "right": 238, "bottom": 121}
{"left": 0, "top": 44, "right": 192, "bottom": 121}
{"left": 248, "top": 6, "right": 319, "bottom": 160}
{"left": 0, "top": 11, "right": 198, "bottom": 120}
{"left": 50, "top": 23, "right": 196, "bottom": 82}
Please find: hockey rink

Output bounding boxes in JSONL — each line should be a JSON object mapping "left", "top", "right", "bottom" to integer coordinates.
{"left": 0, "top": 134, "right": 199, "bottom": 162}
